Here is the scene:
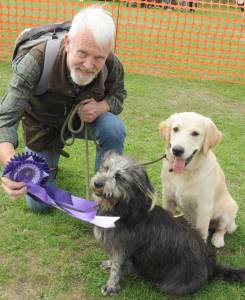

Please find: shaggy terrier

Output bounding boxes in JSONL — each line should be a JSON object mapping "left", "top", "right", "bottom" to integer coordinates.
{"left": 91, "top": 151, "right": 245, "bottom": 296}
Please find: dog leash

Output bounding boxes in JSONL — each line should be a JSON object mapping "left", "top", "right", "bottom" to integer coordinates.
{"left": 60, "top": 104, "right": 93, "bottom": 200}
{"left": 141, "top": 153, "right": 167, "bottom": 166}
{"left": 60, "top": 103, "right": 106, "bottom": 199}
{"left": 142, "top": 153, "right": 174, "bottom": 172}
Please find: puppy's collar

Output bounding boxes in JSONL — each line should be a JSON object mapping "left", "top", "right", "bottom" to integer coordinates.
{"left": 164, "top": 154, "right": 173, "bottom": 172}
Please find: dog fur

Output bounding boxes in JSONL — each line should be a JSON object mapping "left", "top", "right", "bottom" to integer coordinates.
{"left": 159, "top": 112, "right": 239, "bottom": 248}
{"left": 91, "top": 151, "right": 244, "bottom": 296}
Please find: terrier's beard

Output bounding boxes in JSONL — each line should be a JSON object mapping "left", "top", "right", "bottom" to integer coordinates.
{"left": 70, "top": 67, "right": 97, "bottom": 86}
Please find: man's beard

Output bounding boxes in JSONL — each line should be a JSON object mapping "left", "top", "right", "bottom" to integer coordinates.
{"left": 70, "top": 67, "right": 97, "bottom": 86}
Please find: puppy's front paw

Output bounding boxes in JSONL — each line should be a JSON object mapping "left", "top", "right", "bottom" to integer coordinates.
{"left": 101, "top": 283, "right": 120, "bottom": 296}
{"left": 211, "top": 233, "right": 225, "bottom": 248}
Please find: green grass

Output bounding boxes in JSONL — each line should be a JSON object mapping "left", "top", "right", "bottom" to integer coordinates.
{"left": 0, "top": 61, "right": 244, "bottom": 299}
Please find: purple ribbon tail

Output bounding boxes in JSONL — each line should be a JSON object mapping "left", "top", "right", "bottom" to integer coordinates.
{"left": 62, "top": 207, "right": 96, "bottom": 221}
{"left": 44, "top": 186, "right": 97, "bottom": 211}
{"left": 26, "top": 182, "right": 97, "bottom": 222}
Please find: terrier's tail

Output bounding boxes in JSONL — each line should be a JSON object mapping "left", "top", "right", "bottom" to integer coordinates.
{"left": 213, "top": 265, "right": 245, "bottom": 282}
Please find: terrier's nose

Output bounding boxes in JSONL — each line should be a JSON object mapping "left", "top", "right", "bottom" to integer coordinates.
{"left": 172, "top": 146, "right": 185, "bottom": 157}
{"left": 94, "top": 180, "right": 105, "bottom": 189}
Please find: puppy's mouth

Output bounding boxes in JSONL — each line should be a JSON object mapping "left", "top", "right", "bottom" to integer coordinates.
{"left": 171, "top": 150, "right": 197, "bottom": 174}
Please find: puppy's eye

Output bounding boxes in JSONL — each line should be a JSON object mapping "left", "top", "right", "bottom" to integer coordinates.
{"left": 191, "top": 131, "right": 199, "bottom": 136}
{"left": 173, "top": 127, "right": 179, "bottom": 132}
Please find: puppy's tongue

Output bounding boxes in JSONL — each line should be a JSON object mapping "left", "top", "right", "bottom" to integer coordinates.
{"left": 173, "top": 158, "right": 185, "bottom": 174}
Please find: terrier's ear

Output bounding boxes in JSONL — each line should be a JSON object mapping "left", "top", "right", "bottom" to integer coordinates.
{"left": 159, "top": 116, "right": 173, "bottom": 149}
{"left": 102, "top": 150, "right": 118, "bottom": 162}
{"left": 203, "top": 119, "right": 222, "bottom": 155}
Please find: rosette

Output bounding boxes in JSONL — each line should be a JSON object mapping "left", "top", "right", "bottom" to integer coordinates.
{"left": 2, "top": 152, "right": 119, "bottom": 228}
{"left": 3, "top": 153, "right": 50, "bottom": 185}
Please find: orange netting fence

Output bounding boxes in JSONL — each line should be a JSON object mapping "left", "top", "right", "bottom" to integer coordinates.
{"left": 0, "top": 0, "right": 244, "bottom": 83}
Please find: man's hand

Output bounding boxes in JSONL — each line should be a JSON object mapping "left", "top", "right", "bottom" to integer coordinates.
{"left": 79, "top": 98, "right": 110, "bottom": 123}
{"left": 1, "top": 177, "right": 27, "bottom": 200}
{"left": 0, "top": 142, "right": 26, "bottom": 199}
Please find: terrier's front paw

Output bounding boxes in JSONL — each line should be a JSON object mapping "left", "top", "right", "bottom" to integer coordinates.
{"left": 100, "top": 260, "right": 112, "bottom": 270}
{"left": 101, "top": 283, "right": 120, "bottom": 296}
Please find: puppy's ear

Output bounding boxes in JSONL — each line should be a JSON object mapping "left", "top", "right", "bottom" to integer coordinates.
{"left": 159, "top": 117, "right": 172, "bottom": 149}
{"left": 203, "top": 119, "right": 222, "bottom": 155}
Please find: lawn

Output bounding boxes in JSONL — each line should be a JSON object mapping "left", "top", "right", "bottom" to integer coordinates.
{"left": 0, "top": 61, "right": 244, "bottom": 300}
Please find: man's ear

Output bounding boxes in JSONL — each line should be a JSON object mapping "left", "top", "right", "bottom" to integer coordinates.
{"left": 203, "top": 119, "right": 222, "bottom": 155}
{"left": 64, "top": 34, "right": 70, "bottom": 52}
{"left": 159, "top": 116, "right": 173, "bottom": 149}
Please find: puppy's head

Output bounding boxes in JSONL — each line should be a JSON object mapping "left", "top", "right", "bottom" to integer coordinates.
{"left": 159, "top": 112, "right": 222, "bottom": 173}
{"left": 91, "top": 151, "right": 156, "bottom": 216}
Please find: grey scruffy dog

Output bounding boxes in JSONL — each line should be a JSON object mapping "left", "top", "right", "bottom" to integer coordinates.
{"left": 91, "top": 151, "right": 245, "bottom": 296}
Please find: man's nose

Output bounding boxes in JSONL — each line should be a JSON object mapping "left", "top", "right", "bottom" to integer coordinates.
{"left": 83, "top": 57, "right": 94, "bottom": 70}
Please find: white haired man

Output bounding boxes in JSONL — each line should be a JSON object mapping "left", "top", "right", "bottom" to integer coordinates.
{"left": 0, "top": 6, "right": 127, "bottom": 212}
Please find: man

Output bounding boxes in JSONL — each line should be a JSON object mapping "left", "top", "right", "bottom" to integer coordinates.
{"left": 0, "top": 6, "right": 127, "bottom": 211}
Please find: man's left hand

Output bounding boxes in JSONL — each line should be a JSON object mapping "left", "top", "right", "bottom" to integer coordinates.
{"left": 80, "top": 98, "right": 110, "bottom": 123}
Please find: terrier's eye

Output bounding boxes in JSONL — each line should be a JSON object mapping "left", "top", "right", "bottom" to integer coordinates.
{"left": 191, "top": 131, "right": 199, "bottom": 136}
{"left": 173, "top": 127, "right": 179, "bottom": 132}
{"left": 104, "top": 166, "right": 109, "bottom": 172}
{"left": 114, "top": 173, "right": 121, "bottom": 180}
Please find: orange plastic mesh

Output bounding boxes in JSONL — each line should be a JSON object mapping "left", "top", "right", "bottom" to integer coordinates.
{"left": 0, "top": 0, "right": 244, "bottom": 83}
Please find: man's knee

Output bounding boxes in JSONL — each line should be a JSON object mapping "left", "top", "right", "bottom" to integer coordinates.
{"left": 99, "top": 113, "right": 126, "bottom": 142}
{"left": 26, "top": 194, "right": 51, "bottom": 212}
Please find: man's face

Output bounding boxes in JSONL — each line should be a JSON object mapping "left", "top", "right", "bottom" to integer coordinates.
{"left": 64, "top": 28, "right": 111, "bottom": 86}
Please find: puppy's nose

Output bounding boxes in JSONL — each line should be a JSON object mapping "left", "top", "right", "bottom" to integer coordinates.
{"left": 172, "top": 146, "right": 185, "bottom": 157}
{"left": 94, "top": 179, "right": 105, "bottom": 189}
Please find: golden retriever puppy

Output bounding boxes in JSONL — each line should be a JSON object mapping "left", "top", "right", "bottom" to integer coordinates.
{"left": 159, "top": 112, "right": 238, "bottom": 248}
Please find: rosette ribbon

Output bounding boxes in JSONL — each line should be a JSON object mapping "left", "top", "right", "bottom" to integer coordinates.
{"left": 2, "top": 153, "right": 119, "bottom": 228}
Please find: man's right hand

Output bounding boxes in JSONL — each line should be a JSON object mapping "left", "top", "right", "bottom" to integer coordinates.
{"left": 0, "top": 142, "right": 27, "bottom": 199}
{"left": 1, "top": 177, "right": 27, "bottom": 200}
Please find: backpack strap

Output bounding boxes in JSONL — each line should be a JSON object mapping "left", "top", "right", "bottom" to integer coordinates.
{"left": 33, "top": 38, "right": 63, "bottom": 95}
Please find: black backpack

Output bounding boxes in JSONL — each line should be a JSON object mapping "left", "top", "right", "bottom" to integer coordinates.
{"left": 12, "top": 21, "right": 71, "bottom": 95}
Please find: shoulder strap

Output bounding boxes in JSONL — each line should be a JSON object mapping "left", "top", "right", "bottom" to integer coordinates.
{"left": 33, "top": 38, "right": 62, "bottom": 95}
{"left": 13, "top": 21, "right": 71, "bottom": 61}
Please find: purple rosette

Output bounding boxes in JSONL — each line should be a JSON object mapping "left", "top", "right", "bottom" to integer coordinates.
{"left": 2, "top": 152, "right": 50, "bottom": 186}
{"left": 2, "top": 152, "right": 119, "bottom": 228}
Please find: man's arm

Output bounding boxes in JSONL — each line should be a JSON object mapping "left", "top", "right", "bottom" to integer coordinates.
{"left": 104, "top": 54, "right": 127, "bottom": 115}
{"left": 0, "top": 142, "right": 15, "bottom": 166}
{"left": 0, "top": 53, "right": 42, "bottom": 151}
{"left": 0, "top": 53, "right": 42, "bottom": 199}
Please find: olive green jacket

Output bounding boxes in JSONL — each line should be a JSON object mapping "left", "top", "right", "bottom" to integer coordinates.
{"left": 0, "top": 41, "right": 127, "bottom": 151}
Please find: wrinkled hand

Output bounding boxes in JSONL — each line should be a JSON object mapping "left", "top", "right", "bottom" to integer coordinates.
{"left": 1, "top": 177, "right": 27, "bottom": 200}
{"left": 79, "top": 98, "right": 109, "bottom": 123}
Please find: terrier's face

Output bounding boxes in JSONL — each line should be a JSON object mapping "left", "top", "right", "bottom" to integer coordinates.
{"left": 90, "top": 151, "right": 156, "bottom": 212}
